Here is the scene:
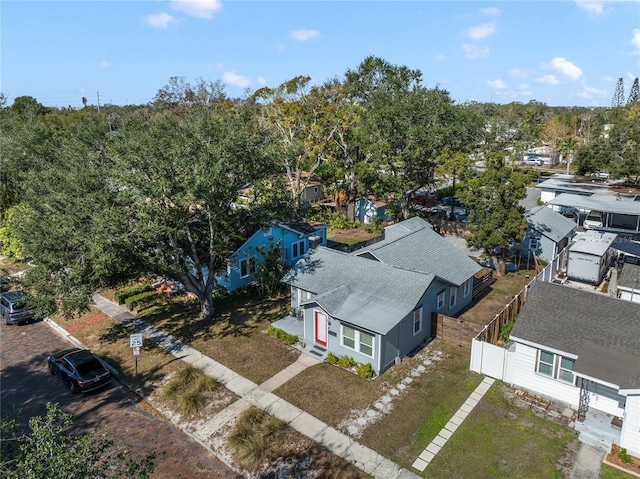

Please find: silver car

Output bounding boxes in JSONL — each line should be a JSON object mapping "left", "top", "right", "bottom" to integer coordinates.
{"left": 1, "top": 291, "right": 36, "bottom": 325}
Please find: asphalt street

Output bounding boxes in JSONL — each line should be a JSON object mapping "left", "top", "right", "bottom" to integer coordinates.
{"left": 0, "top": 319, "right": 238, "bottom": 479}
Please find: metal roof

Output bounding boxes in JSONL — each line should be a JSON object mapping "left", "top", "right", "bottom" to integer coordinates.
{"left": 548, "top": 193, "right": 640, "bottom": 216}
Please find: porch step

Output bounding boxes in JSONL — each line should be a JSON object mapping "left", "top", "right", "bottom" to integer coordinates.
{"left": 304, "top": 344, "right": 328, "bottom": 360}
{"left": 578, "top": 429, "right": 613, "bottom": 452}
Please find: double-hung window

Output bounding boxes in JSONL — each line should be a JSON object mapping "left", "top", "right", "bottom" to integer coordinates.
{"left": 292, "top": 240, "right": 305, "bottom": 259}
{"left": 341, "top": 325, "right": 374, "bottom": 358}
{"left": 537, "top": 350, "right": 554, "bottom": 377}
{"left": 449, "top": 286, "right": 457, "bottom": 308}
{"left": 413, "top": 308, "right": 422, "bottom": 336}
{"left": 536, "top": 350, "right": 575, "bottom": 384}
{"left": 558, "top": 357, "right": 575, "bottom": 383}
{"left": 437, "top": 291, "right": 445, "bottom": 310}
{"left": 463, "top": 278, "right": 472, "bottom": 298}
{"left": 239, "top": 259, "right": 250, "bottom": 278}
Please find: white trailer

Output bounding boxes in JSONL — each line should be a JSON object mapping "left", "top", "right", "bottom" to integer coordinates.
{"left": 567, "top": 231, "right": 618, "bottom": 284}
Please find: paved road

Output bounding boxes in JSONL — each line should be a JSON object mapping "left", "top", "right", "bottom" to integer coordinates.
{"left": 0, "top": 320, "right": 238, "bottom": 479}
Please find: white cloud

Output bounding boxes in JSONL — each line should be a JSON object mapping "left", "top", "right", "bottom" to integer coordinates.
{"left": 257, "top": 76, "right": 266, "bottom": 86}
{"left": 535, "top": 75, "right": 560, "bottom": 85}
{"left": 632, "top": 28, "right": 640, "bottom": 52}
{"left": 289, "top": 29, "right": 320, "bottom": 41}
{"left": 541, "top": 57, "right": 583, "bottom": 81}
{"left": 222, "top": 71, "right": 251, "bottom": 88}
{"left": 575, "top": 1, "right": 606, "bottom": 15}
{"left": 480, "top": 7, "right": 500, "bottom": 15}
{"left": 99, "top": 60, "right": 112, "bottom": 69}
{"left": 436, "top": 53, "right": 446, "bottom": 61}
{"left": 467, "top": 23, "right": 496, "bottom": 40}
{"left": 461, "top": 43, "right": 490, "bottom": 59}
{"left": 487, "top": 79, "right": 507, "bottom": 89}
{"left": 509, "top": 68, "right": 529, "bottom": 78}
{"left": 576, "top": 86, "right": 608, "bottom": 99}
{"left": 147, "top": 12, "right": 174, "bottom": 29}
{"left": 171, "top": 0, "right": 222, "bottom": 19}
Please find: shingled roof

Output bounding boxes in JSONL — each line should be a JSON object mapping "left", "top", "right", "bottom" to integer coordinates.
{"left": 354, "top": 217, "right": 482, "bottom": 286}
{"left": 524, "top": 206, "right": 576, "bottom": 243}
{"left": 510, "top": 281, "right": 640, "bottom": 390}
{"left": 283, "top": 246, "right": 434, "bottom": 334}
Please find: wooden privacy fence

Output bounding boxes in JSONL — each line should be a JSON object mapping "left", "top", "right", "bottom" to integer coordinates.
{"left": 475, "top": 291, "right": 526, "bottom": 345}
{"left": 431, "top": 313, "right": 483, "bottom": 350}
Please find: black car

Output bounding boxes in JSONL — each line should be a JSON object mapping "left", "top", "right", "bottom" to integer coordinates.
{"left": 48, "top": 348, "right": 111, "bottom": 393}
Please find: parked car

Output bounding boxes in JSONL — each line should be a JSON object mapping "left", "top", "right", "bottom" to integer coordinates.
{"left": 560, "top": 206, "right": 578, "bottom": 217}
{"left": 48, "top": 348, "right": 111, "bottom": 394}
{"left": 1, "top": 291, "right": 36, "bottom": 325}
{"left": 593, "top": 171, "right": 611, "bottom": 179}
{"left": 522, "top": 157, "right": 543, "bottom": 166}
{"left": 440, "top": 196, "right": 462, "bottom": 207}
{"left": 478, "top": 258, "right": 519, "bottom": 272}
{"left": 411, "top": 192, "right": 437, "bottom": 207}
{"left": 583, "top": 210, "right": 603, "bottom": 230}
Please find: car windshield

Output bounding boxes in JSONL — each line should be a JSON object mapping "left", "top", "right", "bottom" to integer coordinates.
{"left": 586, "top": 212, "right": 601, "bottom": 221}
{"left": 76, "top": 358, "right": 104, "bottom": 376}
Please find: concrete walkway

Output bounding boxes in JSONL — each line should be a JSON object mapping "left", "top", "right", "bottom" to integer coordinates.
{"left": 569, "top": 444, "right": 606, "bottom": 479}
{"left": 91, "top": 294, "right": 419, "bottom": 479}
{"left": 412, "top": 376, "right": 495, "bottom": 472}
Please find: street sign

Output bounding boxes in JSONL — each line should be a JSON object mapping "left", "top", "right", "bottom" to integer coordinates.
{"left": 130, "top": 333, "right": 143, "bottom": 348}
{"left": 132, "top": 346, "right": 140, "bottom": 356}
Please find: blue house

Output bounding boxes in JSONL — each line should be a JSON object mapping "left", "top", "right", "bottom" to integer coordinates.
{"left": 514, "top": 206, "right": 576, "bottom": 262}
{"left": 278, "top": 217, "right": 481, "bottom": 374}
{"left": 215, "top": 217, "right": 328, "bottom": 293}
{"left": 355, "top": 196, "right": 393, "bottom": 224}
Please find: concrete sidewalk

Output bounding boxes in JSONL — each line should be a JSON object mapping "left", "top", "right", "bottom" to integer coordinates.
{"left": 92, "top": 294, "right": 420, "bottom": 479}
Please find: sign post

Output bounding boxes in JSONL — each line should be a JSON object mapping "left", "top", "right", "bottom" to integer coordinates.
{"left": 130, "top": 334, "right": 143, "bottom": 387}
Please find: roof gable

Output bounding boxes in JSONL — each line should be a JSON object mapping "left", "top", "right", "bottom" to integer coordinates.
{"left": 525, "top": 206, "right": 576, "bottom": 243}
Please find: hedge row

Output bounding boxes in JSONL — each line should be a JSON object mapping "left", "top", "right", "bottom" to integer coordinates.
{"left": 114, "top": 284, "right": 153, "bottom": 304}
{"left": 265, "top": 326, "right": 298, "bottom": 345}
{"left": 326, "top": 353, "right": 375, "bottom": 379}
{"left": 124, "top": 290, "right": 159, "bottom": 310}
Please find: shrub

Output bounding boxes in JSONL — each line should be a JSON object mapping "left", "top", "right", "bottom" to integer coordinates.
{"left": 499, "top": 321, "right": 514, "bottom": 343}
{"left": 115, "top": 284, "right": 153, "bottom": 304}
{"left": 328, "top": 213, "right": 358, "bottom": 230}
{"left": 265, "top": 326, "right": 298, "bottom": 345}
{"left": 337, "top": 355, "right": 357, "bottom": 368}
{"left": 618, "top": 448, "right": 634, "bottom": 464}
{"left": 326, "top": 352, "right": 339, "bottom": 365}
{"left": 161, "top": 365, "right": 219, "bottom": 416}
{"left": 356, "top": 362, "right": 374, "bottom": 379}
{"left": 124, "top": 290, "right": 158, "bottom": 310}
{"left": 227, "top": 407, "right": 285, "bottom": 467}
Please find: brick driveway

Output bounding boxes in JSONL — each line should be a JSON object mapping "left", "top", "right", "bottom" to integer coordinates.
{"left": 0, "top": 320, "right": 239, "bottom": 479}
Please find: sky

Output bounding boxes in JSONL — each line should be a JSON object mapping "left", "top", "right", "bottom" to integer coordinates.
{"left": 2, "top": 0, "right": 640, "bottom": 109}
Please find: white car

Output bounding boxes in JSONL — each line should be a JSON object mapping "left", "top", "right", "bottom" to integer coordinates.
{"left": 522, "top": 157, "right": 543, "bottom": 166}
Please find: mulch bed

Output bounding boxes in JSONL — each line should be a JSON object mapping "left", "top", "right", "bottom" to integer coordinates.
{"left": 64, "top": 312, "right": 110, "bottom": 335}
{"left": 605, "top": 445, "right": 640, "bottom": 477}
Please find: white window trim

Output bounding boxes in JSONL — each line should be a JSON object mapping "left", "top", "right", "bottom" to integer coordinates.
{"left": 463, "top": 278, "right": 472, "bottom": 298}
{"left": 449, "top": 286, "right": 457, "bottom": 308}
{"left": 413, "top": 308, "right": 423, "bottom": 336}
{"left": 536, "top": 350, "right": 575, "bottom": 384}
{"left": 341, "top": 324, "right": 375, "bottom": 358}
{"left": 292, "top": 240, "right": 305, "bottom": 259}
{"left": 263, "top": 226, "right": 272, "bottom": 236}
{"left": 437, "top": 291, "right": 445, "bottom": 310}
{"left": 239, "top": 258, "right": 250, "bottom": 278}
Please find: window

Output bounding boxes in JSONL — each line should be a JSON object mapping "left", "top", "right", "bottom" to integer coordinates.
{"left": 558, "top": 357, "right": 575, "bottom": 383}
{"left": 437, "top": 291, "right": 445, "bottom": 310}
{"left": 530, "top": 238, "right": 539, "bottom": 251}
{"left": 463, "top": 278, "right": 472, "bottom": 298}
{"left": 342, "top": 326, "right": 356, "bottom": 349}
{"left": 263, "top": 227, "right": 272, "bottom": 236}
{"left": 537, "top": 350, "right": 554, "bottom": 377}
{"left": 341, "top": 325, "right": 374, "bottom": 358}
{"left": 292, "top": 240, "right": 305, "bottom": 259}
{"left": 449, "top": 286, "right": 457, "bottom": 308}
{"left": 413, "top": 308, "right": 422, "bottom": 336}
{"left": 239, "top": 259, "right": 250, "bottom": 278}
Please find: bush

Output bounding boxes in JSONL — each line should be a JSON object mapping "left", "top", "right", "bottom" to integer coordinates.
{"left": 328, "top": 213, "right": 358, "bottom": 230}
{"left": 326, "top": 352, "right": 339, "bottom": 365}
{"left": 355, "top": 362, "right": 374, "bottom": 379}
{"left": 162, "top": 365, "right": 219, "bottom": 417}
{"left": 499, "top": 321, "right": 514, "bottom": 342}
{"left": 114, "top": 283, "right": 153, "bottom": 304}
{"left": 265, "top": 326, "right": 298, "bottom": 345}
{"left": 124, "top": 290, "right": 159, "bottom": 310}
{"left": 618, "top": 448, "right": 634, "bottom": 464}
{"left": 337, "top": 355, "right": 357, "bottom": 368}
{"left": 227, "top": 407, "right": 285, "bottom": 467}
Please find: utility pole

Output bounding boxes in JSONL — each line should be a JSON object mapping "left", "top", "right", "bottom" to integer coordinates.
{"left": 97, "top": 91, "right": 101, "bottom": 112}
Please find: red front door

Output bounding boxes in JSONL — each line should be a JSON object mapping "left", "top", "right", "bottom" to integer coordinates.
{"left": 314, "top": 311, "right": 328, "bottom": 346}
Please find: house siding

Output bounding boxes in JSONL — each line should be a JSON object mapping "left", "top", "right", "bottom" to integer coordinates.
{"left": 621, "top": 395, "right": 640, "bottom": 457}
{"left": 511, "top": 343, "right": 581, "bottom": 406}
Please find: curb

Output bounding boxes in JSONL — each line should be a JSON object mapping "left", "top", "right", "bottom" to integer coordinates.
{"left": 43, "top": 316, "right": 248, "bottom": 479}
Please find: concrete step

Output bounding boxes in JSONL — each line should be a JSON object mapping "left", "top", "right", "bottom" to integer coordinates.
{"left": 578, "top": 429, "right": 613, "bottom": 452}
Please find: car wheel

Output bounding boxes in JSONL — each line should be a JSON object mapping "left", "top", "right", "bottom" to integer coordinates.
{"left": 68, "top": 380, "right": 79, "bottom": 394}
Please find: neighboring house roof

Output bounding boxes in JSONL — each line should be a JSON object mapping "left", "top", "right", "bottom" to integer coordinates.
{"left": 548, "top": 193, "right": 640, "bottom": 216}
{"left": 354, "top": 217, "right": 482, "bottom": 286}
{"left": 279, "top": 215, "right": 325, "bottom": 236}
{"left": 613, "top": 239, "right": 640, "bottom": 258}
{"left": 618, "top": 263, "right": 640, "bottom": 289}
{"left": 283, "top": 246, "right": 434, "bottom": 334}
{"left": 358, "top": 195, "right": 388, "bottom": 208}
{"left": 525, "top": 206, "right": 576, "bottom": 243}
{"left": 569, "top": 231, "right": 618, "bottom": 256}
{"left": 510, "top": 281, "right": 640, "bottom": 389}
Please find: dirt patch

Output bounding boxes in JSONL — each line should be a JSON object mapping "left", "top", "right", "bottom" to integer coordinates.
{"left": 64, "top": 312, "right": 110, "bottom": 335}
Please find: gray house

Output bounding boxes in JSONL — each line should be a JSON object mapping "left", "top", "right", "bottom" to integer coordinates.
{"left": 279, "top": 217, "right": 481, "bottom": 374}
{"left": 515, "top": 206, "right": 576, "bottom": 262}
